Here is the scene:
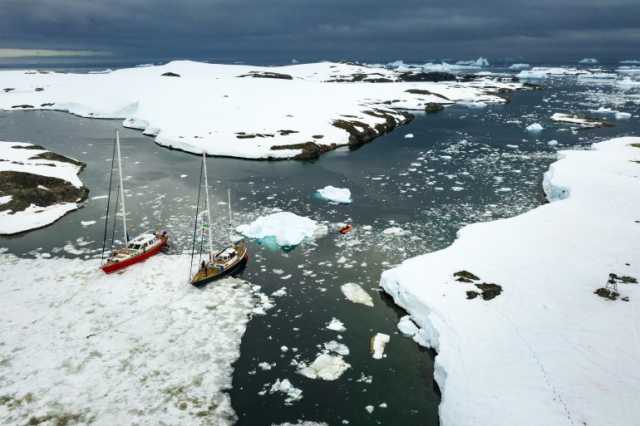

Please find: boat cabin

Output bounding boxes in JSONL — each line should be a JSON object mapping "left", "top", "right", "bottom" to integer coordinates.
{"left": 215, "top": 247, "right": 237, "bottom": 261}
{"left": 127, "top": 233, "right": 158, "bottom": 251}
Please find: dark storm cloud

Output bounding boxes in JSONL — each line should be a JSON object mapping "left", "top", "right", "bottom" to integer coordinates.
{"left": 1, "top": 0, "right": 639, "bottom": 62}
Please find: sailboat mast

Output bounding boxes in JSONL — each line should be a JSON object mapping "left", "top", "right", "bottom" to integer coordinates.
{"left": 227, "top": 188, "right": 233, "bottom": 243}
{"left": 116, "top": 130, "right": 128, "bottom": 245}
{"left": 202, "top": 152, "right": 214, "bottom": 255}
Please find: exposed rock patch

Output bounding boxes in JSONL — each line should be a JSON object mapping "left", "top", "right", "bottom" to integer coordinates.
{"left": 161, "top": 72, "right": 181, "bottom": 77}
{"left": 238, "top": 71, "right": 293, "bottom": 80}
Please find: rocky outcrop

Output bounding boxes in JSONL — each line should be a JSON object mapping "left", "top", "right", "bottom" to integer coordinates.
{"left": 238, "top": 71, "right": 293, "bottom": 80}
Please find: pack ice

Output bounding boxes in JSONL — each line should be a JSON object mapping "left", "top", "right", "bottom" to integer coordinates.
{"left": 0, "top": 254, "right": 260, "bottom": 425}
{"left": 380, "top": 137, "right": 640, "bottom": 426}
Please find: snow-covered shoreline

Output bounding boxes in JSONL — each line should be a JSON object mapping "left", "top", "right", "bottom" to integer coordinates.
{"left": 0, "top": 254, "right": 263, "bottom": 425}
{"left": 380, "top": 137, "right": 640, "bottom": 426}
{"left": 0, "top": 61, "right": 522, "bottom": 160}
{"left": 0, "top": 142, "right": 88, "bottom": 235}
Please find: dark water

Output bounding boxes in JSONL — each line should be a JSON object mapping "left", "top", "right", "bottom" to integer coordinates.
{"left": 1, "top": 75, "right": 638, "bottom": 425}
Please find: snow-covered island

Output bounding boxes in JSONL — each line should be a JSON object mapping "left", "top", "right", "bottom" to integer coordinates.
{"left": 0, "top": 142, "right": 88, "bottom": 235}
{"left": 381, "top": 137, "right": 640, "bottom": 426}
{"left": 0, "top": 61, "right": 525, "bottom": 160}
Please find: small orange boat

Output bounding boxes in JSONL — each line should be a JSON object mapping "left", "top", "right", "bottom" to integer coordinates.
{"left": 339, "top": 224, "right": 353, "bottom": 234}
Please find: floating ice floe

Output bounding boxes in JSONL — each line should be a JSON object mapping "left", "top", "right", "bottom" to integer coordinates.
{"left": 382, "top": 226, "right": 408, "bottom": 236}
{"left": 341, "top": 283, "right": 374, "bottom": 307}
{"left": 380, "top": 137, "right": 640, "bottom": 426}
{"left": 525, "top": 123, "right": 543, "bottom": 133}
{"left": 550, "top": 113, "right": 609, "bottom": 128}
{"left": 371, "top": 333, "right": 390, "bottom": 359}
{"left": 397, "top": 315, "right": 419, "bottom": 336}
{"left": 269, "top": 379, "right": 303, "bottom": 405}
{"left": 316, "top": 186, "right": 352, "bottom": 204}
{"left": 0, "top": 142, "right": 88, "bottom": 235}
{"left": 0, "top": 254, "right": 261, "bottom": 425}
{"left": 326, "top": 317, "right": 347, "bottom": 332}
{"left": 297, "top": 353, "right": 351, "bottom": 381}
{"left": 590, "top": 107, "right": 632, "bottom": 120}
{"left": 404, "top": 133, "right": 414, "bottom": 139}
{"left": 0, "top": 61, "right": 524, "bottom": 160}
{"left": 236, "top": 211, "right": 327, "bottom": 247}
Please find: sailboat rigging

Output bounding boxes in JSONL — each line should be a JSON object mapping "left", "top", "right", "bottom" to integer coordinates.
{"left": 190, "top": 152, "right": 248, "bottom": 287}
{"left": 100, "top": 130, "right": 169, "bottom": 274}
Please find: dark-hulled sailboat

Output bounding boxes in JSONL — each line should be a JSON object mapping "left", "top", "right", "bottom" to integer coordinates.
{"left": 190, "top": 152, "right": 248, "bottom": 287}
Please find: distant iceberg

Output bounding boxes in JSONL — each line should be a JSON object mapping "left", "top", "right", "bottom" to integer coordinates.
{"left": 578, "top": 58, "right": 599, "bottom": 64}
{"left": 509, "top": 63, "right": 530, "bottom": 70}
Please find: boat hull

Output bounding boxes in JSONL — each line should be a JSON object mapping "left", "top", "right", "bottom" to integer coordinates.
{"left": 101, "top": 239, "right": 167, "bottom": 274}
{"left": 191, "top": 253, "right": 248, "bottom": 288}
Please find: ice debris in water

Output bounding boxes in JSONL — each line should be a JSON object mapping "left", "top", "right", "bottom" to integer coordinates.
{"left": 397, "top": 316, "right": 419, "bottom": 336}
{"left": 316, "top": 185, "right": 352, "bottom": 204}
{"left": 526, "top": 123, "right": 543, "bottom": 133}
{"left": 371, "top": 333, "right": 390, "bottom": 359}
{"left": 326, "top": 317, "right": 346, "bottom": 332}
{"left": 340, "top": 283, "right": 374, "bottom": 307}
{"left": 382, "top": 226, "right": 408, "bottom": 236}
{"left": 269, "top": 379, "right": 303, "bottom": 405}
{"left": 236, "top": 211, "right": 327, "bottom": 247}
{"left": 297, "top": 354, "right": 351, "bottom": 381}
{"left": 404, "top": 133, "right": 414, "bottom": 139}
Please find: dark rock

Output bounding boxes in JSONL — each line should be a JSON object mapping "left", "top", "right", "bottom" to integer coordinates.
{"left": 35, "top": 87, "right": 44, "bottom": 92}
{"left": 523, "top": 82, "right": 544, "bottom": 91}
{"left": 475, "top": 283, "right": 503, "bottom": 300}
{"left": 425, "top": 103, "right": 444, "bottom": 113}
{"left": 453, "top": 270, "right": 480, "bottom": 282}
{"left": 405, "top": 89, "right": 450, "bottom": 100}
{"left": 312, "top": 135, "right": 324, "bottom": 139}
{"left": 11, "top": 104, "right": 34, "bottom": 109}
{"left": 40, "top": 103, "right": 55, "bottom": 107}
{"left": 278, "top": 130, "right": 299, "bottom": 136}
{"left": 161, "top": 72, "right": 181, "bottom": 77}
{"left": 397, "top": 71, "right": 456, "bottom": 82}
{"left": 3, "top": 88, "right": 15, "bottom": 93}
{"left": 608, "top": 273, "right": 637, "bottom": 284}
{"left": 270, "top": 142, "right": 335, "bottom": 161}
{"left": 0, "top": 171, "right": 89, "bottom": 214}
{"left": 29, "top": 152, "right": 85, "bottom": 170}
{"left": 238, "top": 71, "right": 293, "bottom": 80}
{"left": 12, "top": 144, "right": 45, "bottom": 150}
{"left": 466, "top": 291, "right": 480, "bottom": 299}
{"left": 594, "top": 288, "right": 619, "bottom": 300}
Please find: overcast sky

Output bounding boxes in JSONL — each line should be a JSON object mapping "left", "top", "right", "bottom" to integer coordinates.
{"left": 1, "top": 0, "right": 639, "bottom": 64}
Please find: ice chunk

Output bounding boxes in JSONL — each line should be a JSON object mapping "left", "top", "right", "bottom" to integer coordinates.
{"left": 316, "top": 186, "right": 352, "bottom": 204}
{"left": 397, "top": 316, "right": 419, "bottom": 336}
{"left": 382, "top": 226, "right": 408, "bottom": 236}
{"left": 236, "top": 211, "right": 327, "bottom": 247}
{"left": 341, "top": 283, "right": 374, "bottom": 307}
{"left": 269, "top": 378, "right": 303, "bottom": 405}
{"left": 525, "top": 123, "right": 543, "bottom": 133}
{"left": 404, "top": 133, "right": 414, "bottom": 139}
{"left": 371, "top": 333, "right": 390, "bottom": 359}
{"left": 326, "top": 318, "right": 346, "bottom": 332}
{"left": 297, "top": 354, "right": 351, "bottom": 380}
{"left": 509, "top": 63, "right": 530, "bottom": 70}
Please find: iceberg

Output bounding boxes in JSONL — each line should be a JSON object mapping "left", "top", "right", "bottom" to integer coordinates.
{"left": 578, "top": 58, "right": 599, "bottom": 64}
{"left": 316, "top": 185, "right": 352, "bottom": 204}
{"left": 509, "top": 63, "right": 530, "bottom": 70}
{"left": 236, "top": 211, "right": 327, "bottom": 247}
{"left": 380, "top": 137, "right": 640, "bottom": 426}
{"left": 525, "top": 122, "right": 543, "bottom": 133}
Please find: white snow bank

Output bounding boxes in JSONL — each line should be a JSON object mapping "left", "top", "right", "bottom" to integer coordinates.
{"left": 380, "top": 137, "right": 640, "bottom": 426}
{"left": 0, "top": 254, "right": 260, "bottom": 425}
{"left": 525, "top": 122, "right": 543, "bottom": 133}
{"left": 0, "top": 142, "right": 86, "bottom": 235}
{"left": 236, "top": 211, "right": 327, "bottom": 247}
{"left": 316, "top": 185, "right": 352, "bottom": 204}
{"left": 0, "top": 61, "right": 521, "bottom": 160}
{"left": 341, "top": 283, "right": 374, "bottom": 307}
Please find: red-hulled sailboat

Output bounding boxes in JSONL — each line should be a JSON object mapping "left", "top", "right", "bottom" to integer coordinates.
{"left": 100, "top": 130, "right": 168, "bottom": 274}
